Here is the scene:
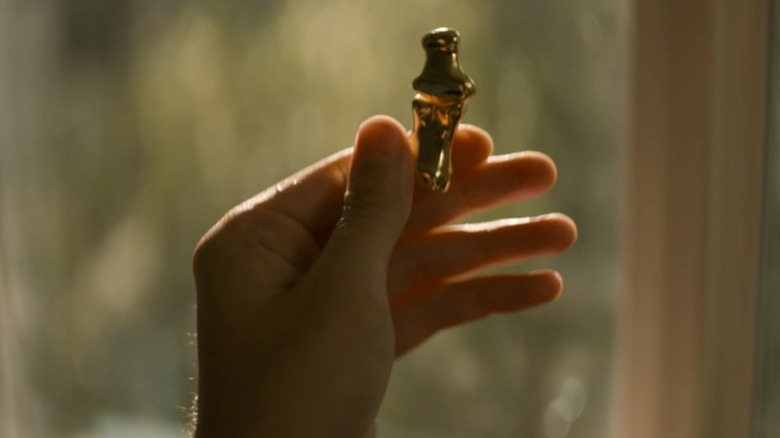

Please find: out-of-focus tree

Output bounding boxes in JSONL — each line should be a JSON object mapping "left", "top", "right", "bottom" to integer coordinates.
{"left": 0, "top": 0, "right": 624, "bottom": 436}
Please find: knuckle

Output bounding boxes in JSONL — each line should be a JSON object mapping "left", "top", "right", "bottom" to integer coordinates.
{"left": 343, "top": 183, "right": 402, "bottom": 221}
{"left": 192, "top": 210, "right": 246, "bottom": 279}
{"left": 192, "top": 227, "right": 225, "bottom": 280}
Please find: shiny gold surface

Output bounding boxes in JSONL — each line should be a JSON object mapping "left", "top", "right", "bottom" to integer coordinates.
{"left": 410, "top": 28, "right": 476, "bottom": 191}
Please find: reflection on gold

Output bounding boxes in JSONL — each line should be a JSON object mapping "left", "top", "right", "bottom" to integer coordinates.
{"left": 410, "top": 28, "right": 476, "bottom": 191}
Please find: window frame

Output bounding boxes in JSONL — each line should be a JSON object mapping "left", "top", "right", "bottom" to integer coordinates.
{"left": 615, "top": 0, "right": 770, "bottom": 437}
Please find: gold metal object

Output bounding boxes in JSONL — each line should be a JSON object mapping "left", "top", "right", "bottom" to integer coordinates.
{"left": 410, "top": 27, "right": 477, "bottom": 191}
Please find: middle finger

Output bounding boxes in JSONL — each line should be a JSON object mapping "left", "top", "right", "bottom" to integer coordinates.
{"left": 405, "top": 151, "right": 558, "bottom": 235}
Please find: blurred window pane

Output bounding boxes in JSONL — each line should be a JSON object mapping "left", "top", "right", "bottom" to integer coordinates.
{"left": 755, "top": 3, "right": 780, "bottom": 437}
{"left": 0, "top": 1, "right": 625, "bottom": 437}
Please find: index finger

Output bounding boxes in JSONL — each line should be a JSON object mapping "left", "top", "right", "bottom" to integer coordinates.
{"left": 234, "top": 118, "right": 496, "bottom": 246}
{"left": 232, "top": 147, "right": 351, "bottom": 247}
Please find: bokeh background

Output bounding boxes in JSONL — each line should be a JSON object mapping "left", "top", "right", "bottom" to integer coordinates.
{"left": 0, "top": 0, "right": 626, "bottom": 437}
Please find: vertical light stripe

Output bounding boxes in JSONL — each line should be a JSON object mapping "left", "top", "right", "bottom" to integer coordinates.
{"left": 616, "top": 0, "right": 768, "bottom": 436}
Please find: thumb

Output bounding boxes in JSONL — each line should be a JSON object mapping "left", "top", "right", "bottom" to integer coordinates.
{"left": 274, "top": 117, "right": 412, "bottom": 438}
{"left": 322, "top": 115, "right": 414, "bottom": 269}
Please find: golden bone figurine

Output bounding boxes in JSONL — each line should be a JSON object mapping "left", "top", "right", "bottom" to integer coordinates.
{"left": 410, "top": 27, "right": 477, "bottom": 191}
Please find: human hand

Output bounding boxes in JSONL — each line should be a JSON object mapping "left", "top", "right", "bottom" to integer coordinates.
{"left": 192, "top": 116, "right": 576, "bottom": 438}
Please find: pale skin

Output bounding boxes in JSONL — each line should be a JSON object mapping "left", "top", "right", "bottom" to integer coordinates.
{"left": 192, "top": 115, "right": 577, "bottom": 438}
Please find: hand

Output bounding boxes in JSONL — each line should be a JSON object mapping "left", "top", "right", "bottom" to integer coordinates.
{"left": 192, "top": 116, "right": 576, "bottom": 438}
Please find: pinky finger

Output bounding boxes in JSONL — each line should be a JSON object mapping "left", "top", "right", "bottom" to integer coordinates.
{"left": 391, "top": 270, "right": 563, "bottom": 357}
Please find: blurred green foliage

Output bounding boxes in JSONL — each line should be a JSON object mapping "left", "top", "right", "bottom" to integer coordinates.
{"left": 0, "top": 0, "right": 624, "bottom": 437}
